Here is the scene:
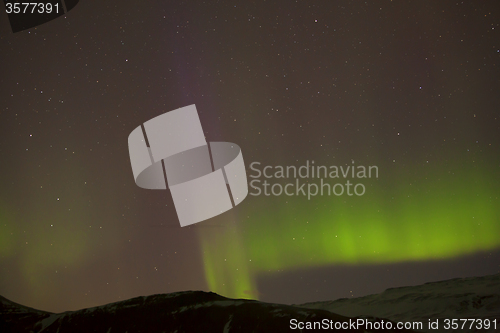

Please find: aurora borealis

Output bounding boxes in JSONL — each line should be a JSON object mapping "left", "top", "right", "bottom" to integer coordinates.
{"left": 201, "top": 161, "right": 500, "bottom": 300}
{"left": 1, "top": 1, "right": 499, "bottom": 313}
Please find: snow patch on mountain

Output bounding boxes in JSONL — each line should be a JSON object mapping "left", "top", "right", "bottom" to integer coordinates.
{"left": 299, "top": 273, "right": 500, "bottom": 332}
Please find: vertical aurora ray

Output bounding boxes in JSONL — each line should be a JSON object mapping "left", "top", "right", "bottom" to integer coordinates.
{"left": 198, "top": 224, "right": 258, "bottom": 300}
{"left": 200, "top": 162, "right": 500, "bottom": 300}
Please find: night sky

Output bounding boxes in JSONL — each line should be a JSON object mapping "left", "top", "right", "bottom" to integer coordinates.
{"left": 1, "top": 1, "right": 499, "bottom": 313}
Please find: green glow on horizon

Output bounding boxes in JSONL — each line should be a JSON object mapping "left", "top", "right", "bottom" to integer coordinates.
{"left": 199, "top": 224, "right": 259, "bottom": 300}
{"left": 199, "top": 163, "right": 500, "bottom": 300}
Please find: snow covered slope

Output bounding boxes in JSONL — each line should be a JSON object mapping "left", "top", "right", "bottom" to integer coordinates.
{"left": 299, "top": 274, "right": 500, "bottom": 332}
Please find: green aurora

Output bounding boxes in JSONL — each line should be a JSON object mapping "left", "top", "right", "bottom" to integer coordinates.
{"left": 199, "top": 162, "right": 500, "bottom": 300}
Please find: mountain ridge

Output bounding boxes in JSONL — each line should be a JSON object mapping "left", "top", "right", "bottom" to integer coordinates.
{"left": 298, "top": 273, "right": 500, "bottom": 332}
{"left": 2, "top": 274, "right": 498, "bottom": 332}
{"left": 1, "top": 290, "right": 413, "bottom": 332}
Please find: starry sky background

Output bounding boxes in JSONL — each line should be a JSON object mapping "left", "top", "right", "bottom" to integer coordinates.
{"left": 0, "top": 0, "right": 499, "bottom": 313}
